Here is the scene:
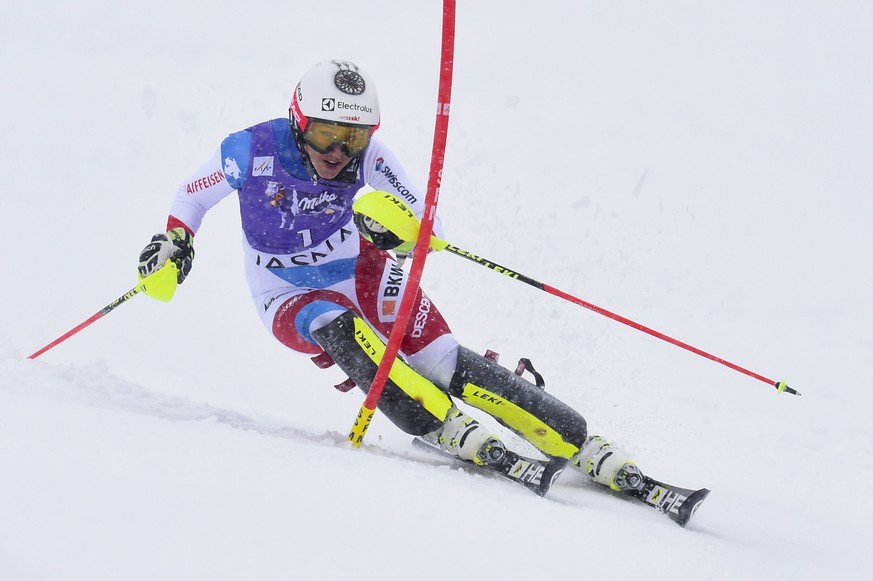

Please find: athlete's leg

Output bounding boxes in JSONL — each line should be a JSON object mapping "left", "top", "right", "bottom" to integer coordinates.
{"left": 261, "top": 240, "right": 625, "bottom": 480}
{"left": 447, "top": 346, "right": 588, "bottom": 459}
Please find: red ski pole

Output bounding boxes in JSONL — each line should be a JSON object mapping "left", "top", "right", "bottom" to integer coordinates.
{"left": 352, "top": 193, "right": 800, "bottom": 397}
{"left": 437, "top": 242, "right": 799, "bottom": 396}
{"left": 27, "top": 262, "right": 178, "bottom": 360}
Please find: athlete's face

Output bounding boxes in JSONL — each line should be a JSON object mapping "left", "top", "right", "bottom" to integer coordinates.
{"left": 304, "top": 143, "right": 352, "bottom": 180}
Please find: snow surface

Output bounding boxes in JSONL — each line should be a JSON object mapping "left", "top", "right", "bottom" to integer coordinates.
{"left": 2, "top": 1, "right": 872, "bottom": 579}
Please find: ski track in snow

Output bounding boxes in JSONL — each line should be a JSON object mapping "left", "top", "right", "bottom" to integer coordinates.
{"left": 2, "top": 356, "right": 869, "bottom": 580}
{"left": 0, "top": 356, "right": 438, "bottom": 467}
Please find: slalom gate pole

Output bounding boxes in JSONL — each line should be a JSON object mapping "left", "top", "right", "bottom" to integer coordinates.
{"left": 436, "top": 241, "right": 800, "bottom": 396}
{"left": 347, "top": 0, "right": 457, "bottom": 446}
{"left": 27, "top": 262, "right": 179, "bottom": 360}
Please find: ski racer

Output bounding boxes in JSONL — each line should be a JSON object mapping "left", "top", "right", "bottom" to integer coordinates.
{"left": 137, "top": 59, "right": 645, "bottom": 496}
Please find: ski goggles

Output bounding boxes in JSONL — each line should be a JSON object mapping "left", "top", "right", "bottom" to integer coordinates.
{"left": 302, "top": 120, "right": 374, "bottom": 157}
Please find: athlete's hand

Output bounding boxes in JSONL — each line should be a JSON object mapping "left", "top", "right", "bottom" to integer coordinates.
{"left": 354, "top": 212, "right": 408, "bottom": 251}
{"left": 138, "top": 227, "right": 195, "bottom": 284}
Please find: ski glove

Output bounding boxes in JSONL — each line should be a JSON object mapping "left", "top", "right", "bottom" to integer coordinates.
{"left": 353, "top": 212, "right": 409, "bottom": 251}
{"left": 138, "top": 227, "right": 195, "bottom": 284}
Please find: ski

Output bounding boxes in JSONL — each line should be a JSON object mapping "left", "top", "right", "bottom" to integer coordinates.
{"left": 631, "top": 478, "right": 710, "bottom": 527}
{"left": 412, "top": 434, "right": 567, "bottom": 497}
{"left": 412, "top": 435, "right": 709, "bottom": 527}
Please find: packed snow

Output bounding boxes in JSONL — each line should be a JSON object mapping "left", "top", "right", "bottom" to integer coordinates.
{"left": 2, "top": 1, "right": 872, "bottom": 579}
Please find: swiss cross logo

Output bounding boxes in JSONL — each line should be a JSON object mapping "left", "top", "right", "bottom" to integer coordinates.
{"left": 321, "top": 98, "right": 335, "bottom": 111}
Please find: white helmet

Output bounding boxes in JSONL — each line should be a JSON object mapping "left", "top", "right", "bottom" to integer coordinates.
{"left": 290, "top": 60, "right": 380, "bottom": 133}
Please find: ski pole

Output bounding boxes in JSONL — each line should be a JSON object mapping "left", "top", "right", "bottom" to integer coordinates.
{"left": 351, "top": 191, "right": 800, "bottom": 397}
{"left": 436, "top": 242, "right": 799, "bottom": 395}
{"left": 27, "top": 261, "right": 178, "bottom": 360}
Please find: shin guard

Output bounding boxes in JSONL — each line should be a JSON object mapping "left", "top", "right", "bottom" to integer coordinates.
{"left": 449, "top": 346, "right": 587, "bottom": 459}
{"left": 310, "top": 311, "right": 453, "bottom": 435}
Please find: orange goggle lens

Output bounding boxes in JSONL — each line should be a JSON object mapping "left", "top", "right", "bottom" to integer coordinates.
{"left": 303, "top": 120, "right": 373, "bottom": 157}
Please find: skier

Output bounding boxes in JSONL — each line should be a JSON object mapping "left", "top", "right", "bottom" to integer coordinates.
{"left": 138, "top": 59, "right": 644, "bottom": 497}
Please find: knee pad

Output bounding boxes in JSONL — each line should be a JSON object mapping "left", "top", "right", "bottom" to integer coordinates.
{"left": 311, "top": 311, "right": 453, "bottom": 435}
{"left": 449, "top": 346, "right": 587, "bottom": 459}
{"left": 295, "top": 300, "right": 347, "bottom": 344}
{"left": 272, "top": 290, "right": 359, "bottom": 354}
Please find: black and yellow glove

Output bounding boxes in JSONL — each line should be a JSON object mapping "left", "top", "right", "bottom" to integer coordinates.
{"left": 353, "top": 212, "right": 414, "bottom": 252}
{"left": 138, "top": 227, "right": 195, "bottom": 284}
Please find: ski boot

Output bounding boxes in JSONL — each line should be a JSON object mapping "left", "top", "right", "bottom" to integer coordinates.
{"left": 430, "top": 407, "right": 507, "bottom": 466}
{"left": 573, "top": 436, "right": 645, "bottom": 493}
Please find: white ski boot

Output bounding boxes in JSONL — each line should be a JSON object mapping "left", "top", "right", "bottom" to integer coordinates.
{"left": 432, "top": 407, "right": 506, "bottom": 466}
{"left": 572, "top": 436, "right": 645, "bottom": 492}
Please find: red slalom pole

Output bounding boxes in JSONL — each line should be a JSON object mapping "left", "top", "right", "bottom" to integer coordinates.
{"left": 348, "top": 0, "right": 457, "bottom": 446}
